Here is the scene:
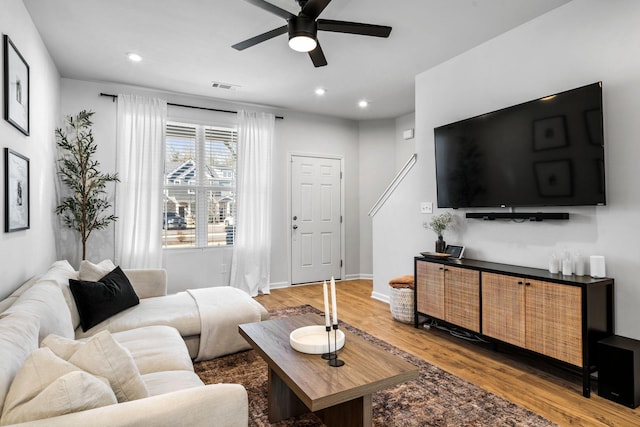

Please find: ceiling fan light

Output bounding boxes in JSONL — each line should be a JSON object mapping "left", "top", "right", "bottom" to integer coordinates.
{"left": 288, "top": 16, "right": 318, "bottom": 52}
{"left": 288, "top": 35, "right": 317, "bottom": 52}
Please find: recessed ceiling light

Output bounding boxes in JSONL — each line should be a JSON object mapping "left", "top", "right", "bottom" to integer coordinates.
{"left": 127, "top": 53, "right": 142, "bottom": 62}
{"left": 315, "top": 88, "right": 326, "bottom": 96}
{"left": 358, "top": 100, "right": 369, "bottom": 108}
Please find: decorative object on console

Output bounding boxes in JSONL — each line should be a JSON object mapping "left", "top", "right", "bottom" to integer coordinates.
{"left": 590, "top": 255, "right": 606, "bottom": 278}
{"left": 4, "top": 148, "right": 29, "bottom": 232}
{"left": 3, "top": 35, "right": 29, "bottom": 136}
{"left": 574, "top": 252, "right": 586, "bottom": 276}
{"left": 55, "top": 110, "right": 119, "bottom": 260}
{"left": 425, "top": 212, "right": 453, "bottom": 253}
{"left": 445, "top": 245, "right": 465, "bottom": 259}
{"left": 548, "top": 253, "right": 560, "bottom": 274}
{"left": 562, "top": 256, "right": 573, "bottom": 276}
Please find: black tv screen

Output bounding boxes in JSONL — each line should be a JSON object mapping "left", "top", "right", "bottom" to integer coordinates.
{"left": 434, "top": 82, "right": 605, "bottom": 208}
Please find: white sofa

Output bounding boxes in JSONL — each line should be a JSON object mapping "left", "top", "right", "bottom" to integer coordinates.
{"left": 0, "top": 260, "right": 269, "bottom": 426}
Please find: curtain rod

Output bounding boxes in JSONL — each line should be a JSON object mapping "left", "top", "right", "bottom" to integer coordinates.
{"left": 99, "top": 93, "right": 283, "bottom": 120}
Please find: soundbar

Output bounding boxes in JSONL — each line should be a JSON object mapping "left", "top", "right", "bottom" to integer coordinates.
{"left": 465, "top": 212, "right": 570, "bottom": 221}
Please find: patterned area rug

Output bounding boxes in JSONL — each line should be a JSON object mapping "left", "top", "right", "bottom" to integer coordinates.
{"left": 194, "top": 305, "right": 556, "bottom": 427}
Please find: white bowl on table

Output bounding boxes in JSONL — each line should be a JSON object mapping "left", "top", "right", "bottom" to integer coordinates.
{"left": 289, "top": 325, "right": 345, "bottom": 354}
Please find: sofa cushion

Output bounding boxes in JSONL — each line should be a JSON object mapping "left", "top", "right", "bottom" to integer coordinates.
{"left": 75, "top": 292, "right": 200, "bottom": 339}
{"left": 0, "top": 348, "right": 117, "bottom": 425}
{"left": 0, "top": 312, "right": 40, "bottom": 416}
{"left": 66, "top": 331, "right": 149, "bottom": 403}
{"left": 141, "top": 371, "right": 204, "bottom": 397}
{"left": 79, "top": 259, "right": 117, "bottom": 282}
{"left": 111, "top": 326, "right": 194, "bottom": 375}
{"left": 5, "top": 282, "right": 74, "bottom": 342}
{"left": 70, "top": 266, "right": 140, "bottom": 332}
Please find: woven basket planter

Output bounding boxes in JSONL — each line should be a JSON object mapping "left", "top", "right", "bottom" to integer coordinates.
{"left": 389, "top": 286, "right": 414, "bottom": 324}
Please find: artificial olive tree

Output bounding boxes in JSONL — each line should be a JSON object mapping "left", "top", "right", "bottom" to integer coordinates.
{"left": 55, "top": 110, "right": 119, "bottom": 260}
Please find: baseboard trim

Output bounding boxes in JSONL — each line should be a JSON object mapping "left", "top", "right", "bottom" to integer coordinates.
{"left": 344, "top": 273, "right": 373, "bottom": 281}
{"left": 371, "top": 291, "right": 390, "bottom": 304}
{"left": 269, "top": 281, "right": 290, "bottom": 290}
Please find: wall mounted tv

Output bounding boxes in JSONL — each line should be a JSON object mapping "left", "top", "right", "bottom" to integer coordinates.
{"left": 434, "top": 82, "right": 605, "bottom": 209}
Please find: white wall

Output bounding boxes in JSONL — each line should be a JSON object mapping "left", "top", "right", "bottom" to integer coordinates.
{"left": 357, "top": 120, "right": 396, "bottom": 278}
{"left": 373, "top": 0, "right": 640, "bottom": 338}
{"left": 59, "top": 79, "right": 361, "bottom": 293}
{"left": 0, "top": 0, "right": 60, "bottom": 299}
{"left": 395, "top": 112, "right": 416, "bottom": 172}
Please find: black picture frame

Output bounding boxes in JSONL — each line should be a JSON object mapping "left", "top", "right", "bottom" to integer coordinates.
{"left": 4, "top": 148, "right": 30, "bottom": 232}
{"left": 3, "top": 34, "right": 30, "bottom": 136}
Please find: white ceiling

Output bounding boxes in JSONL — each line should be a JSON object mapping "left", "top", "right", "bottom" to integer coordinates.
{"left": 23, "top": 0, "right": 570, "bottom": 120}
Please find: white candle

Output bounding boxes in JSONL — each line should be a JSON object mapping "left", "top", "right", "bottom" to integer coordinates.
{"left": 330, "top": 276, "right": 338, "bottom": 325}
{"left": 323, "top": 280, "right": 330, "bottom": 327}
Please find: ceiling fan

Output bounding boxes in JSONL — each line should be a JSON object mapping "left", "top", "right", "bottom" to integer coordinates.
{"left": 232, "top": 0, "right": 392, "bottom": 67}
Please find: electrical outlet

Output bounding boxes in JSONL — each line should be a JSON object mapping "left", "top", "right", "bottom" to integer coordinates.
{"left": 420, "top": 202, "right": 433, "bottom": 214}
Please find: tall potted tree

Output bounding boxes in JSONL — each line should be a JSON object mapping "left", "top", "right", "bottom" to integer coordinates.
{"left": 55, "top": 110, "right": 119, "bottom": 260}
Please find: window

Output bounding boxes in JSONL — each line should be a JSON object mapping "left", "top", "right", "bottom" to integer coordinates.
{"left": 163, "top": 122, "right": 237, "bottom": 248}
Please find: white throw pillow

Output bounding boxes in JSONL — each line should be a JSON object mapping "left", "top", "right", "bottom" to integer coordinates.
{"left": 79, "top": 259, "right": 117, "bottom": 282}
{"left": 41, "top": 334, "right": 84, "bottom": 360}
{"left": 0, "top": 312, "right": 40, "bottom": 416}
{"left": 0, "top": 348, "right": 116, "bottom": 425}
{"left": 68, "top": 330, "right": 149, "bottom": 402}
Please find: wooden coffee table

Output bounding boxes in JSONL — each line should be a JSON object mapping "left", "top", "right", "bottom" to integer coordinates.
{"left": 239, "top": 313, "right": 418, "bottom": 426}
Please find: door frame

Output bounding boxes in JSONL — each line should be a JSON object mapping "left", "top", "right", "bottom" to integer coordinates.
{"left": 288, "top": 152, "right": 345, "bottom": 286}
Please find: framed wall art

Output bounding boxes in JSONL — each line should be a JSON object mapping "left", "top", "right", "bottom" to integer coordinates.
{"left": 4, "top": 148, "right": 30, "bottom": 232}
{"left": 3, "top": 34, "right": 30, "bottom": 136}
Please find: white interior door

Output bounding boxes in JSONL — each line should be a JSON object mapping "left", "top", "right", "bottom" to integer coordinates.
{"left": 291, "top": 155, "right": 341, "bottom": 284}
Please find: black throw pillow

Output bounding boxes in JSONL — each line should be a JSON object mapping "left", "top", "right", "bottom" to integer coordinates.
{"left": 69, "top": 266, "right": 140, "bottom": 332}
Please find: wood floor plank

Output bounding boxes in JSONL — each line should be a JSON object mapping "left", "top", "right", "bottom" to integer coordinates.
{"left": 255, "top": 279, "right": 640, "bottom": 427}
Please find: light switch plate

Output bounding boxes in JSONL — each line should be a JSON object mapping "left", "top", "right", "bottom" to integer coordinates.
{"left": 420, "top": 202, "right": 433, "bottom": 214}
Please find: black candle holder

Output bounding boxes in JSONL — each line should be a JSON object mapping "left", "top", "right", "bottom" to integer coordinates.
{"left": 327, "top": 323, "right": 344, "bottom": 367}
{"left": 321, "top": 325, "right": 336, "bottom": 360}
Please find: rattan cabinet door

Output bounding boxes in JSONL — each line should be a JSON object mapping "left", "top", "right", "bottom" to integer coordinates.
{"left": 416, "top": 260, "right": 445, "bottom": 319}
{"left": 444, "top": 266, "right": 480, "bottom": 332}
{"left": 525, "top": 280, "right": 582, "bottom": 366}
{"left": 482, "top": 272, "right": 526, "bottom": 347}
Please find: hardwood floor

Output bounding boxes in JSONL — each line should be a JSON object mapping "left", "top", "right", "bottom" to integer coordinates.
{"left": 255, "top": 279, "right": 640, "bottom": 427}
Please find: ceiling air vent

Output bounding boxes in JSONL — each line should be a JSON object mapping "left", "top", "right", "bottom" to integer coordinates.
{"left": 211, "top": 81, "right": 240, "bottom": 90}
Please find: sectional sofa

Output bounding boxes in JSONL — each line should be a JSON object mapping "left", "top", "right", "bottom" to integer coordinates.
{"left": 0, "top": 260, "right": 268, "bottom": 426}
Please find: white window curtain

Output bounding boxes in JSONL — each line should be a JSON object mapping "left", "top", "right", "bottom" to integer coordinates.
{"left": 230, "top": 110, "right": 275, "bottom": 296}
{"left": 115, "top": 95, "right": 167, "bottom": 268}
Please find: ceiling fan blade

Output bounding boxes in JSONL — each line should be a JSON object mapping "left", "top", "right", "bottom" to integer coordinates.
{"left": 232, "top": 25, "right": 288, "bottom": 50}
{"left": 317, "top": 19, "right": 392, "bottom": 37}
{"left": 243, "top": 0, "right": 295, "bottom": 20}
{"left": 301, "top": 0, "right": 331, "bottom": 20}
{"left": 308, "top": 43, "right": 328, "bottom": 67}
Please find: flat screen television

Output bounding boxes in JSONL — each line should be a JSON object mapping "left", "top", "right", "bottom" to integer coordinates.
{"left": 434, "top": 82, "right": 605, "bottom": 209}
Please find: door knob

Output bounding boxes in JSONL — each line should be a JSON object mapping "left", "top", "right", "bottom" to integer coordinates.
{"left": 293, "top": 225, "right": 298, "bottom": 230}
{"left": 293, "top": 216, "right": 297, "bottom": 220}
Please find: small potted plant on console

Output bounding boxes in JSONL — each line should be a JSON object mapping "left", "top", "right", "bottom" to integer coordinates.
{"left": 427, "top": 212, "right": 452, "bottom": 253}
